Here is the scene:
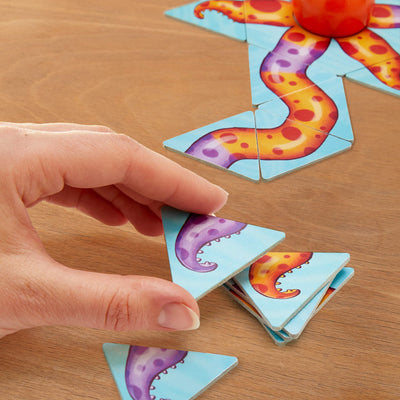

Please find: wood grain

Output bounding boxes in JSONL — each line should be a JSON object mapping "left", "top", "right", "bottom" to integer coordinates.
{"left": 0, "top": 1, "right": 399, "bottom": 399}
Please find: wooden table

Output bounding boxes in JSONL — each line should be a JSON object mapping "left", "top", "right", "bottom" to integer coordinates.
{"left": 0, "top": 1, "right": 399, "bottom": 399}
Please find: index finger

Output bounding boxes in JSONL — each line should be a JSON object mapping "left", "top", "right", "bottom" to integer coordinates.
{"left": 18, "top": 130, "right": 229, "bottom": 215}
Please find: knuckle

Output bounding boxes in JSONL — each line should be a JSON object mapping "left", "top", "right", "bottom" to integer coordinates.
{"left": 103, "top": 287, "right": 144, "bottom": 332}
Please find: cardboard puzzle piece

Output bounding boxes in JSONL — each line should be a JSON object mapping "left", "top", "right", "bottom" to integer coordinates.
{"left": 233, "top": 252, "right": 350, "bottom": 330}
{"left": 255, "top": 108, "right": 352, "bottom": 182}
{"left": 248, "top": 43, "right": 335, "bottom": 107}
{"left": 163, "top": 111, "right": 261, "bottom": 182}
{"left": 224, "top": 261, "right": 353, "bottom": 345}
{"left": 165, "top": 0, "right": 247, "bottom": 41}
{"left": 345, "top": 56, "right": 400, "bottom": 98}
{"left": 161, "top": 206, "right": 285, "bottom": 299}
{"left": 257, "top": 76, "right": 354, "bottom": 142}
{"left": 103, "top": 343, "right": 238, "bottom": 400}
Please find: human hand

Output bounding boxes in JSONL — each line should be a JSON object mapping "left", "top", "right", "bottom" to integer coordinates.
{"left": 0, "top": 122, "right": 228, "bottom": 338}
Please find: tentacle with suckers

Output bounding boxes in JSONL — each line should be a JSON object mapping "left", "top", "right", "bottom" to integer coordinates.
{"left": 125, "top": 346, "right": 188, "bottom": 400}
{"left": 249, "top": 252, "right": 313, "bottom": 299}
{"left": 175, "top": 214, "right": 247, "bottom": 272}
{"left": 194, "top": 0, "right": 246, "bottom": 22}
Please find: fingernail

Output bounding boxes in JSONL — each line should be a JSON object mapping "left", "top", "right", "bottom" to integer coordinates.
{"left": 212, "top": 185, "right": 229, "bottom": 212}
{"left": 158, "top": 303, "right": 200, "bottom": 331}
{"left": 216, "top": 184, "right": 229, "bottom": 198}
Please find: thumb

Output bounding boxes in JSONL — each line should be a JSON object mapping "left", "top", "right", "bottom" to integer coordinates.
{"left": 4, "top": 254, "right": 200, "bottom": 333}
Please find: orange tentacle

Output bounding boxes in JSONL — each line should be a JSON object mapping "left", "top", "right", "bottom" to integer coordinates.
{"left": 368, "top": 4, "right": 400, "bottom": 28}
{"left": 244, "top": 0, "right": 295, "bottom": 26}
{"left": 337, "top": 28, "right": 400, "bottom": 89}
{"left": 249, "top": 252, "right": 313, "bottom": 299}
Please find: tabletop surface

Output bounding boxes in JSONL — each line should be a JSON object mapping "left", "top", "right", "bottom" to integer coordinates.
{"left": 0, "top": 1, "right": 399, "bottom": 399}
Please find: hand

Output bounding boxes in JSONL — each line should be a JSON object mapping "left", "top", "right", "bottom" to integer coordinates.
{"left": 0, "top": 122, "right": 228, "bottom": 338}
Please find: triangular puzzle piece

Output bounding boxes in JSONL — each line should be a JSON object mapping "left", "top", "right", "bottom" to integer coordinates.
{"left": 248, "top": 40, "right": 336, "bottom": 107}
{"left": 314, "top": 266, "right": 355, "bottom": 313}
{"left": 165, "top": 1, "right": 247, "bottom": 41}
{"left": 222, "top": 282, "right": 292, "bottom": 345}
{"left": 164, "top": 111, "right": 261, "bottom": 182}
{"left": 233, "top": 252, "right": 350, "bottom": 330}
{"left": 103, "top": 343, "right": 238, "bottom": 400}
{"left": 255, "top": 107, "right": 352, "bottom": 182}
{"left": 244, "top": 0, "right": 294, "bottom": 50}
{"left": 162, "top": 206, "right": 285, "bottom": 299}
{"left": 345, "top": 56, "right": 400, "bottom": 98}
{"left": 282, "top": 266, "right": 354, "bottom": 338}
{"left": 258, "top": 76, "right": 354, "bottom": 142}
{"left": 228, "top": 266, "right": 354, "bottom": 343}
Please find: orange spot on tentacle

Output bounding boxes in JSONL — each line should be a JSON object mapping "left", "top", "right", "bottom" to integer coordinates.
{"left": 337, "top": 29, "right": 400, "bottom": 90}
{"left": 244, "top": 0, "right": 295, "bottom": 26}
{"left": 256, "top": 27, "right": 334, "bottom": 160}
{"left": 337, "top": 29, "right": 399, "bottom": 68}
{"left": 367, "top": 56, "right": 400, "bottom": 90}
{"left": 249, "top": 252, "right": 313, "bottom": 299}
{"left": 368, "top": 4, "right": 400, "bottom": 29}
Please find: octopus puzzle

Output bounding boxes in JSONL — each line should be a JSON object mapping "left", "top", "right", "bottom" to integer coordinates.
{"left": 161, "top": 206, "right": 285, "bottom": 299}
{"left": 103, "top": 343, "right": 238, "bottom": 400}
{"left": 164, "top": 0, "right": 400, "bottom": 182}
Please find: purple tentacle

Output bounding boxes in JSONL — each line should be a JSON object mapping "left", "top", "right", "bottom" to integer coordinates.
{"left": 175, "top": 214, "right": 247, "bottom": 272}
{"left": 125, "top": 346, "right": 187, "bottom": 400}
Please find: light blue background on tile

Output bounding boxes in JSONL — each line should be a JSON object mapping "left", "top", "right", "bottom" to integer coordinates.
{"left": 162, "top": 206, "right": 285, "bottom": 300}
{"left": 234, "top": 252, "right": 350, "bottom": 330}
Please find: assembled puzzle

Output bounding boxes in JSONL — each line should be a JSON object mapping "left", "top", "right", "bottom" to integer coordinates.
{"left": 164, "top": 0, "right": 400, "bottom": 181}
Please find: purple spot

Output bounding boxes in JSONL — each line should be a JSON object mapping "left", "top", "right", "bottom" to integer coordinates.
{"left": 177, "top": 248, "right": 189, "bottom": 261}
{"left": 153, "top": 359, "right": 164, "bottom": 367}
{"left": 218, "top": 219, "right": 226, "bottom": 224}
{"left": 288, "top": 48, "right": 299, "bottom": 55}
{"left": 202, "top": 148, "right": 219, "bottom": 158}
{"left": 132, "top": 386, "right": 142, "bottom": 399}
{"left": 276, "top": 59, "right": 291, "bottom": 67}
{"left": 208, "top": 228, "right": 219, "bottom": 235}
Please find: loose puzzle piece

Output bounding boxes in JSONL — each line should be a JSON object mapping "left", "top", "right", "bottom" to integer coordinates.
{"left": 164, "top": 111, "right": 261, "bottom": 182}
{"left": 103, "top": 343, "right": 238, "bottom": 400}
{"left": 255, "top": 108, "right": 352, "bottom": 182}
{"left": 233, "top": 252, "right": 350, "bottom": 330}
{"left": 165, "top": 0, "right": 247, "bottom": 41}
{"left": 161, "top": 206, "right": 285, "bottom": 299}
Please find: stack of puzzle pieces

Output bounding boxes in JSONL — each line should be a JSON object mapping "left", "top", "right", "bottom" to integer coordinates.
{"left": 161, "top": 206, "right": 353, "bottom": 345}
{"left": 163, "top": 0, "right": 400, "bottom": 182}
{"left": 103, "top": 206, "right": 354, "bottom": 399}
